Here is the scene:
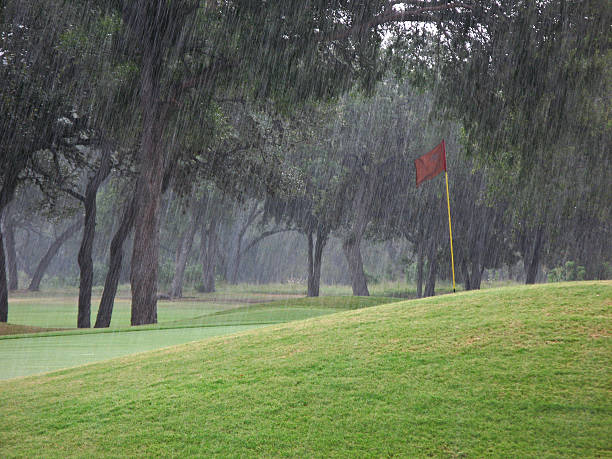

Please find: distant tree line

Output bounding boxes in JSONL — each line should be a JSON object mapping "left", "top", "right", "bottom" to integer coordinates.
{"left": 1, "top": 0, "right": 609, "bottom": 326}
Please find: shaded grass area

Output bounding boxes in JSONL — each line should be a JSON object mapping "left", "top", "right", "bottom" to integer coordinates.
{"left": 0, "top": 323, "right": 64, "bottom": 336}
{"left": 0, "top": 281, "right": 610, "bottom": 457}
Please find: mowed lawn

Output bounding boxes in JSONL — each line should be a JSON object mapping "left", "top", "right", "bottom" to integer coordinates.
{"left": 0, "top": 282, "right": 610, "bottom": 457}
{"left": 5, "top": 292, "right": 301, "bottom": 329}
{"left": 0, "top": 294, "right": 397, "bottom": 379}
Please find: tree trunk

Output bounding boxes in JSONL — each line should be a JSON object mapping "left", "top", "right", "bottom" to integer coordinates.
{"left": 77, "top": 150, "right": 112, "bottom": 328}
{"left": 28, "top": 220, "right": 82, "bottom": 291}
{"left": 169, "top": 233, "right": 186, "bottom": 298}
{"left": 200, "top": 219, "right": 219, "bottom": 293}
{"left": 0, "top": 224, "right": 7, "bottom": 322}
{"left": 308, "top": 229, "right": 327, "bottom": 297}
{"left": 416, "top": 243, "right": 424, "bottom": 298}
{"left": 468, "top": 216, "right": 489, "bottom": 291}
{"left": 3, "top": 215, "right": 18, "bottom": 291}
{"left": 169, "top": 215, "right": 200, "bottom": 298}
{"left": 231, "top": 203, "right": 261, "bottom": 284}
{"left": 524, "top": 226, "right": 544, "bottom": 284}
{"left": 129, "top": 54, "right": 169, "bottom": 326}
{"left": 462, "top": 258, "right": 471, "bottom": 291}
{"left": 170, "top": 195, "right": 207, "bottom": 298}
{"left": 424, "top": 247, "right": 437, "bottom": 297}
{"left": 94, "top": 194, "right": 137, "bottom": 328}
{"left": 0, "top": 172, "right": 20, "bottom": 320}
{"left": 230, "top": 247, "right": 241, "bottom": 284}
{"left": 307, "top": 232, "right": 314, "bottom": 296}
{"left": 342, "top": 233, "right": 369, "bottom": 296}
{"left": 469, "top": 260, "right": 482, "bottom": 290}
{"left": 343, "top": 178, "right": 372, "bottom": 297}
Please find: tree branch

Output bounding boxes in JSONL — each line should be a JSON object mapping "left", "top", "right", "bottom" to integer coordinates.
{"left": 61, "top": 187, "right": 86, "bottom": 203}
{"left": 330, "top": 2, "right": 474, "bottom": 41}
{"left": 241, "top": 228, "right": 294, "bottom": 256}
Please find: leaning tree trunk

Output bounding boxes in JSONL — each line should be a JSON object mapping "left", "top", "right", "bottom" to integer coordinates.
{"left": 169, "top": 217, "right": 199, "bottom": 298}
{"left": 231, "top": 203, "right": 261, "bottom": 284}
{"left": 307, "top": 228, "right": 328, "bottom": 297}
{"left": 342, "top": 233, "right": 369, "bottom": 296}
{"left": 28, "top": 219, "right": 82, "bottom": 291}
{"left": 3, "top": 215, "right": 18, "bottom": 291}
{"left": 94, "top": 194, "right": 137, "bottom": 328}
{"left": 77, "top": 150, "right": 112, "bottom": 328}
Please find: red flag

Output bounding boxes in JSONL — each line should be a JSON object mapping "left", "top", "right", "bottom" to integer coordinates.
{"left": 415, "top": 140, "right": 446, "bottom": 187}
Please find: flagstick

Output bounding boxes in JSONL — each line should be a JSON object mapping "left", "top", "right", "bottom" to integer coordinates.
{"left": 444, "top": 170, "right": 456, "bottom": 293}
{"left": 442, "top": 139, "right": 456, "bottom": 292}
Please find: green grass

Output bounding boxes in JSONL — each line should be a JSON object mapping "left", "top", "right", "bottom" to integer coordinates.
{"left": 0, "top": 281, "right": 610, "bottom": 457}
{"left": 207, "top": 280, "right": 462, "bottom": 297}
{"left": 6, "top": 295, "right": 252, "bottom": 329}
{"left": 4, "top": 293, "right": 397, "bottom": 330}
{"left": 0, "top": 295, "right": 398, "bottom": 379}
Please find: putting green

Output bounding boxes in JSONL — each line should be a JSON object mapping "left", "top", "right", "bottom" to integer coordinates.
{"left": 0, "top": 325, "right": 264, "bottom": 380}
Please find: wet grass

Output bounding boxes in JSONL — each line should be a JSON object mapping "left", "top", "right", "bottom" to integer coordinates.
{"left": 205, "top": 280, "right": 462, "bottom": 297}
{"left": 0, "top": 323, "right": 64, "bottom": 336}
{"left": 4, "top": 292, "right": 397, "bottom": 331}
{"left": 0, "top": 281, "right": 609, "bottom": 457}
{"left": 0, "top": 294, "right": 399, "bottom": 379}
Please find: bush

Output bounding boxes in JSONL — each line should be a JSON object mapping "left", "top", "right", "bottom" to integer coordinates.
{"left": 548, "top": 261, "right": 586, "bottom": 283}
{"left": 364, "top": 271, "right": 379, "bottom": 284}
{"left": 184, "top": 264, "right": 202, "bottom": 287}
{"left": 157, "top": 260, "right": 175, "bottom": 288}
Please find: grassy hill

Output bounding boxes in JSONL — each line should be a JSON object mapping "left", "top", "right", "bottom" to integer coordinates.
{"left": 1, "top": 282, "right": 610, "bottom": 457}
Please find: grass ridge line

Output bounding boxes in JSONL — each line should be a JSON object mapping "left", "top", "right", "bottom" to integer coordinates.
{"left": 0, "top": 321, "right": 288, "bottom": 341}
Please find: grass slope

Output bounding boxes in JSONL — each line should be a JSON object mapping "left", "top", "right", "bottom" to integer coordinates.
{"left": 1, "top": 282, "right": 610, "bottom": 457}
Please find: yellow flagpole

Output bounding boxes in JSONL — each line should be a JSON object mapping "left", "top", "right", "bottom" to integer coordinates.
{"left": 445, "top": 170, "right": 456, "bottom": 293}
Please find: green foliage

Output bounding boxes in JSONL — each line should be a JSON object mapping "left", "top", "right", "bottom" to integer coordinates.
{"left": 157, "top": 260, "right": 175, "bottom": 289}
{"left": 548, "top": 261, "right": 587, "bottom": 283}
{"left": 364, "top": 271, "right": 379, "bottom": 285}
{"left": 403, "top": 262, "right": 417, "bottom": 284}
{"left": 184, "top": 264, "right": 202, "bottom": 288}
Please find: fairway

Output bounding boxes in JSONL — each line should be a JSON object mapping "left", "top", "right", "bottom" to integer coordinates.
{"left": 1, "top": 282, "right": 610, "bottom": 457}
